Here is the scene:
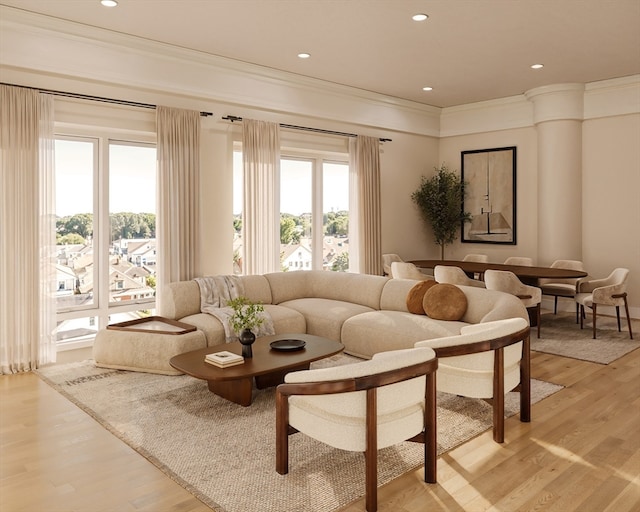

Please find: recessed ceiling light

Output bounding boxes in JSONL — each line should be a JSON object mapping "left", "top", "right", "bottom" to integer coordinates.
{"left": 297, "top": 53, "right": 311, "bottom": 59}
{"left": 531, "top": 64, "right": 544, "bottom": 69}
{"left": 422, "top": 86, "right": 433, "bottom": 92}
{"left": 101, "top": 0, "right": 118, "bottom": 6}
{"left": 412, "top": 13, "right": 429, "bottom": 21}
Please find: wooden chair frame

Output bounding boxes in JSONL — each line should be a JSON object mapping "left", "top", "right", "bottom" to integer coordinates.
{"left": 429, "top": 325, "right": 531, "bottom": 443}
{"left": 276, "top": 357, "right": 438, "bottom": 512}
{"left": 580, "top": 292, "right": 633, "bottom": 340}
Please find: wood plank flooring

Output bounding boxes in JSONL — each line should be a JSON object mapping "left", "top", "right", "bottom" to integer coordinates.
{"left": 1, "top": 346, "right": 639, "bottom": 512}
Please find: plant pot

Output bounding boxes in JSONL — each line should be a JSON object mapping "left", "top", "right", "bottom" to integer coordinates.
{"left": 239, "top": 328, "right": 256, "bottom": 358}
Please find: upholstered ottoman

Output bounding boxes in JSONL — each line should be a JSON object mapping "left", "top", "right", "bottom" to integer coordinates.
{"left": 93, "top": 317, "right": 207, "bottom": 375}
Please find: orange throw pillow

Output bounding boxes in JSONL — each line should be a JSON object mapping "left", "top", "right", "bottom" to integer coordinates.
{"left": 422, "top": 283, "right": 468, "bottom": 321}
{"left": 406, "top": 279, "right": 437, "bottom": 315}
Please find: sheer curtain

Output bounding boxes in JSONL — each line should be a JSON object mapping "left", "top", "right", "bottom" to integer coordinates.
{"left": 156, "top": 106, "right": 201, "bottom": 311}
{"left": 242, "top": 119, "right": 281, "bottom": 275}
{"left": 1, "top": 85, "right": 56, "bottom": 373}
{"left": 349, "top": 136, "right": 382, "bottom": 275}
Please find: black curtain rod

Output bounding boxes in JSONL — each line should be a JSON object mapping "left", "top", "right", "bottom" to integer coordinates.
{"left": 1, "top": 83, "right": 213, "bottom": 117}
{"left": 222, "top": 115, "right": 391, "bottom": 142}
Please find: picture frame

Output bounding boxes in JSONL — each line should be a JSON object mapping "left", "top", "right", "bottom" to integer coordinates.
{"left": 461, "top": 146, "right": 517, "bottom": 245}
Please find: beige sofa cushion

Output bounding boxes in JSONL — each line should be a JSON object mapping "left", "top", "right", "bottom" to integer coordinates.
{"left": 181, "top": 304, "right": 306, "bottom": 346}
{"left": 341, "top": 310, "right": 465, "bottom": 359}
{"left": 279, "top": 298, "right": 374, "bottom": 342}
{"left": 265, "top": 270, "right": 388, "bottom": 310}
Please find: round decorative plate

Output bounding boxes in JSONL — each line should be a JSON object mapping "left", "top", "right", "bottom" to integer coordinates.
{"left": 270, "top": 339, "right": 306, "bottom": 351}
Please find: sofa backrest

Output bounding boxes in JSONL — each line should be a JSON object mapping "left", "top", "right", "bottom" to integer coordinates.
{"left": 265, "top": 270, "right": 389, "bottom": 310}
{"left": 159, "top": 275, "right": 273, "bottom": 320}
{"left": 379, "top": 278, "right": 528, "bottom": 323}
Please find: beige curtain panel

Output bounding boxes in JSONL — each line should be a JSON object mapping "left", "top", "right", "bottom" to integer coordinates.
{"left": 242, "top": 119, "right": 281, "bottom": 275}
{"left": 1, "top": 85, "right": 57, "bottom": 373}
{"left": 349, "top": 136, "right": 382, "bottom": 276}
{"left": 156, "top": 106, "right": 201, "bottom": 311}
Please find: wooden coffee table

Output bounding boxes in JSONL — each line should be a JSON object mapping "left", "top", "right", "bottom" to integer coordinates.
{"left": 169, "top": 333, "right": 344, "bottom": 406}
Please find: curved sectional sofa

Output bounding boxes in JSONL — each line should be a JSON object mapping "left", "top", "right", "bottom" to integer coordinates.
{"left": 159, "top": 270, "right": 528, "bottom": 359}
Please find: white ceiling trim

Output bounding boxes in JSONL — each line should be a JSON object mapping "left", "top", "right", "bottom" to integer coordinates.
{"left": 0, "top": 6, "right": 442, "bottom": 137}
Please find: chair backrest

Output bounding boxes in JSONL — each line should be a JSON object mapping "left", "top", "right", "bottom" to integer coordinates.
{"left": 280, "top": 347, "right": 438, "bottom": 449}
{"left": 391, "top": 261, "right": 429, "bottom": 280}
{"left": 414, "top": 317, "right": 528, "bottom": 397}
{"left": 504, "top": 256, "right": 533, "bottom": 266}
{"left": 435, "top": 265, "right": 485, "bottom": 288}
{"left": 463, "top": 253, "right": 489, "bottom": 263}
{"left": 539, "top": 259, "right": 585, "bottom": 286}
{"left": 382, "top": 253, "right": 403, "bottom": 275}
{"left": 484, "top": 269, "right": 541, "bottom": 306}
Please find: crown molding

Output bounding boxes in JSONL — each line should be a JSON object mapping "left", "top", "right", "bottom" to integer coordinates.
{"left": 584, "top": 75, "right": 640, "bottom": 120}
{"left": 0, "top": 6, "right": 441, "bottom": 137}
{"left": 439, "top": 95, "right": 533, "bottom": 137}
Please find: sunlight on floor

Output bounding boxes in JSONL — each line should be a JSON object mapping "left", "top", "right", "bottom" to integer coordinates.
{"left": 530, "top": 438, "right": 595, "bottom": 468}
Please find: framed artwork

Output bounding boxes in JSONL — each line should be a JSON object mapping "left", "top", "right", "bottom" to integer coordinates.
{"left": 461, "top": 146, "right": 516, "bottom": 245}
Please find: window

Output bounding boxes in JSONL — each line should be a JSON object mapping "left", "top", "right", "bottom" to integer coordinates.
{"left": 233, "top": 150, "right": 349, "bottom": 273}
{"left": 55, "top": 136, "right": 157, "bottom": 347}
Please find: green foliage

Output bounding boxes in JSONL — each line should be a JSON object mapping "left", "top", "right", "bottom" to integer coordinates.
{"left": 226, "top": 296, "right": 266, "bottom": 333}
{"left": 57, "top": 233, "right": 86, "bottom": 245}
{"left": 324, "top": 210, "right": 349, "bottom": 236}
{"left": 233, "top": 216, "right": 242, "bottom": 234}
{"left": 55, "top": 212, "right": 156, "bottom": 242}
{"left": 331, "top": 252, "right": 349, "bottom": 272}
{"left": 280, "top": 216, "right": 298, "bottom": 244}
{"left": 411, "top": 165, "right": 471, "bottom": 258}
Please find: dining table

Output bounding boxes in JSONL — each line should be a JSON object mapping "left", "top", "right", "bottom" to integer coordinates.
{"left": 409, "top": 259, "right": 588, "bottom": 286}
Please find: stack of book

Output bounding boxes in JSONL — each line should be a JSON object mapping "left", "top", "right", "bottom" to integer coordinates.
{"left": 204, "top": 351, "right": 244, "bottom": 368}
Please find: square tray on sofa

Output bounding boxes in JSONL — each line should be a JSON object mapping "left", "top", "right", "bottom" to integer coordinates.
{"left": 106, "top": 316, "right": 197, "bottom": 335}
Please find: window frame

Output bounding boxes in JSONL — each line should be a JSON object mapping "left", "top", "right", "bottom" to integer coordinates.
{"left": 54, "top": 127, "right": 157, "bottom": 350}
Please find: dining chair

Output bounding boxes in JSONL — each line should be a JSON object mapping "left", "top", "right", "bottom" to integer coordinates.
{"left": 382, "top": 253, "right": 403, "bottom": 276}
{"left": 503, "top": 257, "right": 533, "bottom": 266}
{"left": 415, "top": 317, "right": 530, "bottom": 443}
{"left": 538, "top": 259, "right": 585, "bottom": 319}
{"left": 391, "top": 261, "right": 433, "bottom": 280}
{"left": 275, "top": 347, "right": 438, "bottom": 512}
{"left": 484, "top": 270, "right": 542, "bottom": 338}
{"left": 575, "top": 267, "right": 633, "bottom": 339}
{"left": 463, "top": 253, "right": 489, "bottom": 279}
{"left": 434, "top": 265, "right": 486, "bottom": 288}
{"left": 463, "top": 254, "right": 489, "bottom": 263}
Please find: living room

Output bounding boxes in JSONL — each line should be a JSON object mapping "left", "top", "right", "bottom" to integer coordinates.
{"left": 1, "top": 1, "right": 639, "bottom": 511}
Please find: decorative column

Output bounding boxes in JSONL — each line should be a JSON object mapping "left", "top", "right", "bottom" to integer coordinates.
{"left": 525, "top": 84, "right": 584, "bottom": 265}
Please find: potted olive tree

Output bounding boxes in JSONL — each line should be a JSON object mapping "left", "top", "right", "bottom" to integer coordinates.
{"left": 411, "top": 165, "right": 471, "bottom": 260}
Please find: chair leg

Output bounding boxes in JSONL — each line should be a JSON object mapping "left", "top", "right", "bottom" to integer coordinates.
{"left": 616, "top": 306, "right": 622, "bottom": 332}
{"left": 536, "top": 303, "right": 541, "bottom": 339}
{"left": 624, "top": 296, "right": 634, "bottom": 340}
{"left": 520, "top": 334, "right": 531, "bottom": 423}
{"left": 425, "top": 371, "right": 437, "bottom": 484}
{"left": 365, "top": 389, "right": 378, "bottom": 512}
{"left": 579, "top": 305, "right": 584, "bottom": 329}
{"left": 492, "top": 347, "right": 505, "bottom": 443}
{"left": 275, "top": 391, "right": 290, "bottom": 475}
{"left": 592, "top": 303, "right": 597, "bottom": 339}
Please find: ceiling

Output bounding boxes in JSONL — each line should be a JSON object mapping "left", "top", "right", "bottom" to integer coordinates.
{"left": 2, "top": 0, "right": 639, "bottom": 108}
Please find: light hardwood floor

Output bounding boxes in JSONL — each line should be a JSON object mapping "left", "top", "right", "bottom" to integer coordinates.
{"left": 1, "top": 347, "right": 639, "bottom": 512}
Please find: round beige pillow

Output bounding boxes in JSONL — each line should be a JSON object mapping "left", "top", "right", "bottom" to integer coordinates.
{"left": 406, "top": 279, "right": 438, "bottom": 315}
{"left": 422, "top": 283, "right": 468, "bottom": 321}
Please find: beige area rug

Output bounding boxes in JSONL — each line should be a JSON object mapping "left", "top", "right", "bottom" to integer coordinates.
{"left": 533, "top": 311, "right": 639, "bottom": 364}
{"left": 37, "top": 357, "right": 562, "bottom": 512}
